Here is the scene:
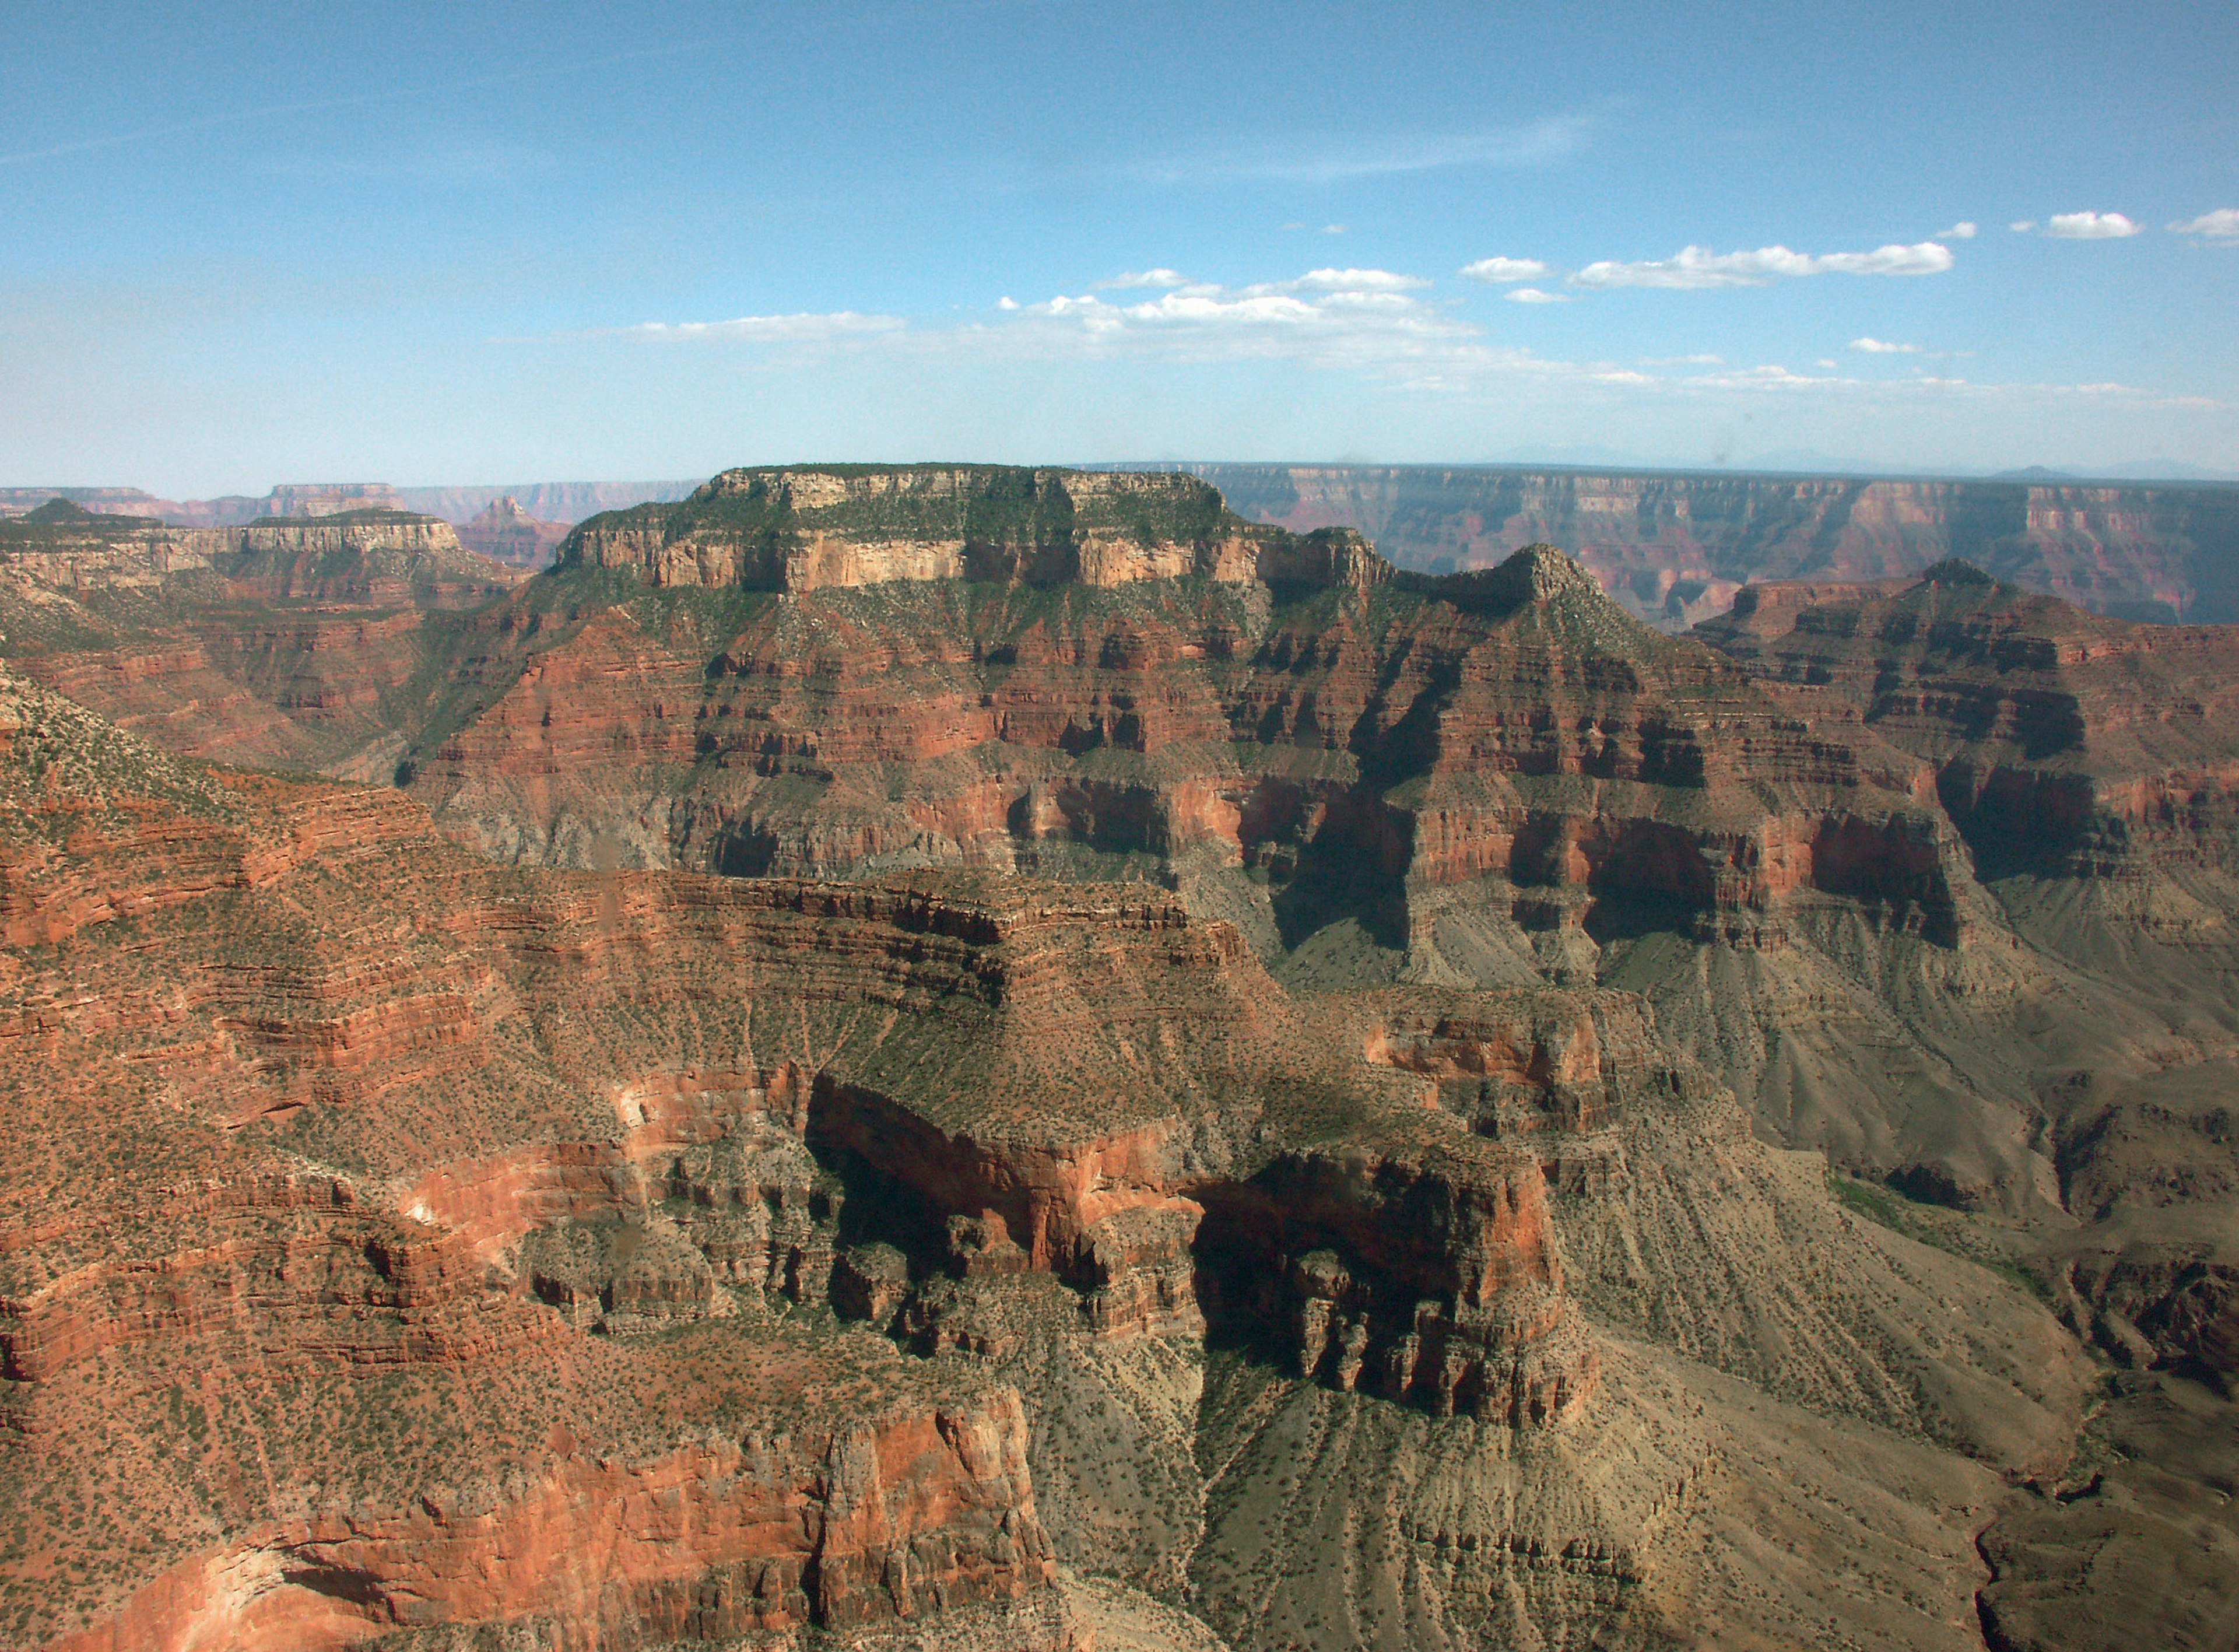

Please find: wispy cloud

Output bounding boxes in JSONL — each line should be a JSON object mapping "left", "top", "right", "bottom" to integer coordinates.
{"left": 2044, "top": 211, "right": 2141, "bottom": 239}
{"left": 1934, "top": 221, "right": 1978, "bottom": 239}
{"left": 2009, "top": 220, "right": 2037, "bottom": 233}
{"left": 1103, "top": 269, "right": 1189, "bottom": 290}
{"left": 623, "top": 311, "right": 907, "bottom": 341}
{"left": 2171, "top": 208, "right": 2239, "bottom": 241}
{"left": 1128, "top": 111, "right": 1594, "bottom": 185}
{"left": 1571, "top": 240, "right": 1953, "bottom": 290}
{"left": 552, "top": 261, "right": 2222, "bottom": 429}
{"left": 1459, "top": 256, "right": 1552, "bottom": 283}
{"left": 1684, "top": 363, "right": 1841, "bottom": 389}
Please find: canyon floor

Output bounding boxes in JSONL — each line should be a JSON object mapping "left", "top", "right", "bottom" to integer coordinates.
{"left": 4, "top": 467, "right": 2236, "bottom": 1651}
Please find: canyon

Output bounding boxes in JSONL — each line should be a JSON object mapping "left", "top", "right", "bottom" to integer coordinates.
{"left": 3, "top": 464, "right": 2237, "bottom": 1650}
{"left": 1186, "top": 463, "right": 2239, "bottom": 629}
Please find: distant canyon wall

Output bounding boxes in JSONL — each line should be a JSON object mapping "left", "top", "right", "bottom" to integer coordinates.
{"left": 1182, "top": 464, "right": 2239, "bottom": 628}
{"left": 0, "top": 481, "right": 698, "bottom": 529}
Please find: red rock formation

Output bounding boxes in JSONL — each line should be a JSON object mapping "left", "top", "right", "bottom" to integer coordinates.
{"left": 45, "top": 1384, "right": 1053, "bottom": 1652}
{"left": 1698, "top": 561, "right": 2239, "bottom": 876}
{"left": 0, "top": 666, "right": 1629, "bottom": 1647}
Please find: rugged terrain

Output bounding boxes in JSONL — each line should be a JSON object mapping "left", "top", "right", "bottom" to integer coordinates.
{"left": 0, "top": 500, "right": 520, "bottom": 780}
{"left": 0, "top": 661, "right": 2088, "bottom": 1650}
{"left": 1187, "top": 463, "right": 2239, "bottom": 629}
{"left": 4, "top": 462, "right": 2238, "bottom": 1649}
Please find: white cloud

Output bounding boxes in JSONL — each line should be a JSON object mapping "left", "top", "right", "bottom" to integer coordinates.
{"left": 1639, "top": 354, "right": 1724, "bottom": 366}
{"left": 995, "top": 296, "right": 1018, "bottom": 310}
{"left": 1002, "top": 268, "right": 1462, "bottom": 360}
{"left": 626, "top": 311, "right": 906, "bottom": 341}
{"left": 1816, "top": 358, "right": 1839, "bottom": 369}
{"left": 1505, "top": 287, "right": 1570, "bottom": 304}
{"left": 1459, "top": 256, "right": 1552, "bottom": 283}
{"left": 1935, "top": 221, "right": 1978, "bottom": 239}
{"left": 1290, "top": 267, "right": 1428, "bottom": 292}
{"left": 2010, "top": 220, "right": 2037, "bottom": 233}
{"left": 1570, "top": 240, "right": 1954, "bottom": 289}
{"left": 1850, "top": 336, "right": 1921, "bottom": 353}
{"left": 1322, "top": 223, "right": 1346, "bottom": 235}
{"left": 2045, "top": 211, "right": 2140, "bottom": 239}
{"left": 2171, "top": 208, "right": 2239, "bottom": 241}
{"left": 1684, "top": 363, "right": 1840, "bottom": 389}
{"left": 1104, "top": 269, "right": 1188, "bottom": 289}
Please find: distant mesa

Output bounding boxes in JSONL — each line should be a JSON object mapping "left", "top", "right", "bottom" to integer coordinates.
{"left": 264, "top": 481, "right": 406, "bottom": 517}
{"left": 560, "top": 462, "right": 1389, "bottom": 594}
{"left": 1, "top": 488, "right": 521, "bottom": 602}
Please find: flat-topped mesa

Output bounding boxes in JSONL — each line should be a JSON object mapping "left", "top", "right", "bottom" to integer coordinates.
{"left": 221, "top": 508, "right": 520, "bottom": 602}
{"left": 560, "top": 464, "right": 1392, "bottom": 594}
{"left": 265, "top": 481, "right": 407, "bottom": 517}
{"left": 0, "top": 499, "right": 517, "bottom": 605}
{"left": 0, "top": 499, "right": 223, "bottom": 589}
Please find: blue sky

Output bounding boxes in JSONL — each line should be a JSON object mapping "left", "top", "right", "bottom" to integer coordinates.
{"left": 2, "top": 0, "right": 2234, "bottom": 493}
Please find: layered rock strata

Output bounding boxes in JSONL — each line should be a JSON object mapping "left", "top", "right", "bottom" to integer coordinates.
{"left": 1191, "top": 461, "right": 2239, "bottom": 627}
{"left": 560, "top": 464, "right": 1387, "bottom": 593}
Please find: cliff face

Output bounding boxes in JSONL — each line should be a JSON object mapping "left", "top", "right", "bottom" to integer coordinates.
{"left": 220, "top": 510, "right": 523, "bottom": 605}
{"left": 392, "top": 504, "right": 2239, "bottom": 1243}
{"left": 0, "top": 663, "right": 2093, "bottom": 1651}
{"left": 1188, "top": 462, "right": 2239, "bottom": 627}
{"left": 0, "top": 501, "right": 513, "bottom": 606}
{"left": 0, "top": 499, "right": 226, "bottom": 589}
{"left": 23, "top": 464, "right": 2239, "bottom": 1230}
{"left": 0, "top": 503, "right": 520, "bottom": 780}
{"left": 1697, "top": 562, "right": 2239, "bottom": 879}
{"left": 563, "top": 465, "right": 1388, "bottom": 595}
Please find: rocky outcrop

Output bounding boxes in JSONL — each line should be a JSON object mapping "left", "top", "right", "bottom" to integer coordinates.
{"left": 264, "top": 483, "right": 407, "bottom": 518}
{"left": 455, "top": 495, "right": 571, "bottom": 567}
{"left": 0, "top": 500, "right": 511, "bottom": 607}
{"left": 48, "top": 1389, "right": 1054, "bottom": 1652}
{"left": 1697, "top": 562, "right": 2239, "bottom": 879}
